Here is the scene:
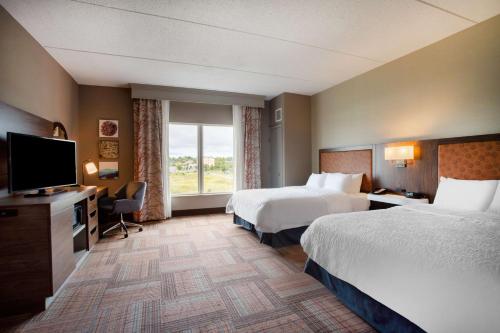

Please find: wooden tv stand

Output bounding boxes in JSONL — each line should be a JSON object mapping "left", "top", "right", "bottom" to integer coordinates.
{"left": 0, "top": 186, "right": 100, "bottom": 315}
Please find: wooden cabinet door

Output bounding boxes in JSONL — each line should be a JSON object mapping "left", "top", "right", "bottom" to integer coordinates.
{"left": 51, "top": 206, "right": 76, "bottom": 293}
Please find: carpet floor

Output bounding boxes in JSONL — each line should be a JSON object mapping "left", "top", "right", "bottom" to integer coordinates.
{"left": 4, "top": 214, "right": 374, "bottom": 333}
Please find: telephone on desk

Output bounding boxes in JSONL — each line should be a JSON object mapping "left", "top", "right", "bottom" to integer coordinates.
{"left": 371, "top": 188, "right": 389, "bottom": 195}
{"left": 371, "top": 188, "right": 425, "bottom": 199}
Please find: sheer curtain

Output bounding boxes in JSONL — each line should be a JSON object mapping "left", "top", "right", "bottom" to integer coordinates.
{"left": 162, "top": 100, "right": 172, "bottom": 218}
{"left": 232, "top": 105, "right": 244, "bottom": 191}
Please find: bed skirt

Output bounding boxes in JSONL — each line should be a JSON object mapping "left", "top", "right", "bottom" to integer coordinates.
{"left": 304, "top": 258, "right": 425, "bottom": 333}
{"left": 233, "top": 214, "right": 307, "bottom": 248}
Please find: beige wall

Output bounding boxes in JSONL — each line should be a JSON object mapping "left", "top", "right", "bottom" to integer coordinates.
{"left": 170, "top": 101, "right": 232, "bottom": 125}
{"left": 267, "top": 93, "right": 311, "bottom": 187}
{"left": 283, "top": 93, "right": 311, "bottom": 185}
{"left": 260, "top": 102, "right": 271, "bottom": 188}
{"left": 311, "top": 15, "right": 500, "bottom": 171}
{"left": 171, "top": 194, "right": 231, "bottom": 211}
{"left": 78, "top": 86, "right": 133, "bottom": 194}
{"left": 131, "top": 84, "right": 265, "bottom": 108}
{"left": 0, "top": 6, "right": 79, "bottom": 140}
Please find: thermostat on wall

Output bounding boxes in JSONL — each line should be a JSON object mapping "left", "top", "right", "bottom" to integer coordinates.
{"left": 275, "top": 108, "right": 282, "bottom": 122}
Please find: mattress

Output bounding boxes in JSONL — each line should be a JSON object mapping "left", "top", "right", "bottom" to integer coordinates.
{"left": 300, "top": 205, "right": 500, "bottom": 333}
{"left": 226, "top": 186, "right": 369, "bottom": 233}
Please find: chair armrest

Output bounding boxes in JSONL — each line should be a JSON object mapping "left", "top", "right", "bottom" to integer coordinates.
{"left": 112, "top": 199, "right": 142, "bottom": 214}
{"left": 98, "top": 196, "right": 116, "bottom": 211}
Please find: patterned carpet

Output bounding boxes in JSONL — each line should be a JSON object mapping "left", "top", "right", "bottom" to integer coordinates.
{"left": 4, "top": 214, "right": 374, "bottom": 333}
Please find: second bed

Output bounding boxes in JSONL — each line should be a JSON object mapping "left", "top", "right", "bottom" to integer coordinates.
{"left": 227, "top": 147, "right": 373, "bottom": 247}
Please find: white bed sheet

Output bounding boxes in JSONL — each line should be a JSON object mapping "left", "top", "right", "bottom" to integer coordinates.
{"left": 226, "top": 186, "right": 369, "bottom": 233}
{"left": 301, "top": 205, "right": 500, "bottom": 333}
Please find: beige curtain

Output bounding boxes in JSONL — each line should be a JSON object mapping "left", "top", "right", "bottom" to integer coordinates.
{"left": 242, "top": 106, "right": 262, "bottom": 189}
{"left": 133, "top": 99, "right": 166, "bottom": 221}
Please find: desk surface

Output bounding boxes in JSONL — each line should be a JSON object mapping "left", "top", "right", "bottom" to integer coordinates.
{"left": 0, "top": 186, "right": 97, "bottom": 207}
{"left": 96, "top": 186, "right": 108, "bottom": 199}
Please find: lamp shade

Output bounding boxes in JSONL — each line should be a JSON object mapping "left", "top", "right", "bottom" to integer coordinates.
{"left": 384, "top": 146, "right": 414, "bottom": 161}
{"left": 84, "top": 161, "right": 98, "bottom": 175}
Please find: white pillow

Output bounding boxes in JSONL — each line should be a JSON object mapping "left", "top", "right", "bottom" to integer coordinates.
{"left": 306, "top": 173, "right": 326, "bottom": 188}
{"left": 344, "top": 173, "right": 363, "bottom": 194}
{"left": 487, "top": 184, "right": 500, "bottom": 215}
{"left": 323, "top": 173, "right": 350, "bottom": 192}
{"left": 433, "top": 177, "right": 498, "bottom": 211}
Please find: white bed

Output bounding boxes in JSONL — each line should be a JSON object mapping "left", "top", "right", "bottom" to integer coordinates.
{"left": 226, "top": 186, "right": 369, "bottom": 233}
{"left": 301, "top": 204, "right": 500, "bottom": 333}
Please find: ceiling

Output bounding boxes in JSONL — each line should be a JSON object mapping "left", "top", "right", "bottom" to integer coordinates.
{"left": 2, "top": 0, "right": 499, "bottom": 99}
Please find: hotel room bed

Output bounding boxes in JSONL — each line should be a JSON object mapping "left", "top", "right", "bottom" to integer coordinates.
{"left": 227, "top": 147, "right": 373, "bottom": 247}
{"left": 227, "top": 186, "right": 369, "bottom": 247}
{"left": 300, "top": 138, "right": 500, "bottom": 333}
{"left": 301, "top": 204, "right": 500, "bottom": 333}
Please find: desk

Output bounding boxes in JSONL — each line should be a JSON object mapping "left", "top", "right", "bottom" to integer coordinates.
{"left": 0, "top": 186, "right": 99, "bottom": 315}
{"left": 95, "top": 187, "right": 111, "bottom": 237}
{"left": 97, "top": 186, "right": 108, "bottom": 199}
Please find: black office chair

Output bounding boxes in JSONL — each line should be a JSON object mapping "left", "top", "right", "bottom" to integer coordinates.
{"left": 100, "top": 182, "right": 147, "bottom": 238}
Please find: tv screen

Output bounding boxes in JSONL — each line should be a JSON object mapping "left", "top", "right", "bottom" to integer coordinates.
{"left": 8, "top": 132, "right": 77, "bottom": 192}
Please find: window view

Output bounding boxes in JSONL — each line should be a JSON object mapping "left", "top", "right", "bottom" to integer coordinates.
{"left": 203, "top": 126, "right": 233, "bottom": 193}
{"left": 169, "top": 124, "right": 233, "bottom": 195}
{"left": 169, "top": 124, "right": 198, "bottom": 194}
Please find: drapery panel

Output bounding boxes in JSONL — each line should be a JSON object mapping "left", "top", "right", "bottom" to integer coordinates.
{"left": 242, "top": 106, "right": 262, "bottom": 189}
{"left": 133, "top": 98, "right": 166, "bottom": 221}
{"left": 162, "top": 100, "right": 172, "bottom": 218}
{"left": 232, "top": 105, "right": 244, "bottom": 191}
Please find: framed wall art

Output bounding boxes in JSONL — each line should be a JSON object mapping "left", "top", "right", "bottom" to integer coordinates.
{"left": 99, "top": 140, "right": 119, "bottom": 159}
{"left": 99, "top": 161, "right": 119, "bottom": 179}
{"left": 99, "top": 119, "right": 119, "bottom": 138}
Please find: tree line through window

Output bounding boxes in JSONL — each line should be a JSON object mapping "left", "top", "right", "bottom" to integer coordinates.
{"left": 169, "top": 124, "right": 233, "bottom": 195}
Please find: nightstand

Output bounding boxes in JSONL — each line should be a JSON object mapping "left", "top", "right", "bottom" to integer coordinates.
{"left": 368, "top": 193, "right": 429, "bottom": 210}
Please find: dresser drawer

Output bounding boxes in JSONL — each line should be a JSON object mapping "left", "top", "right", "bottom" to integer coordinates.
{"left": 87, "top": 197, "right": 97, "bottom": 214}
{"left": 88, "top": 209, "right": 98, "bottom": 230}
{"left": 88, "top": 224, "right": 98, "bottom": 248}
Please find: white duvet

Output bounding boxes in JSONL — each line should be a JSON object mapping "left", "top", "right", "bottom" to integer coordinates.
{"left": 301, "top": 205, "right": 500, "bottom": 333}
{"left": 226, "top": 186, "right": 369, "bottom": 233}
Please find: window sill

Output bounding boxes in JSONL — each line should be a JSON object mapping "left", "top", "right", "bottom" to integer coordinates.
{"left": 171, "top": 192, "right": 232, "bottom": 198}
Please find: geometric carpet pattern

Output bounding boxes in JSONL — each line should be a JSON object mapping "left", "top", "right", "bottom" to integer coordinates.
{"left": 7, "top": 214, "right": 375, "bottom": 333}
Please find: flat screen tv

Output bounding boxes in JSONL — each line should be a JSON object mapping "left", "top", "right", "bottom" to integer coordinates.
{"left": 8, "top": 132, "right": 77, "bottom": 194}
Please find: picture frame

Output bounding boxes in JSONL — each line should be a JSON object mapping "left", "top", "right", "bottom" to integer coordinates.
{"left": 99, "top": 161, "right": 119, "bottom": 179}
{"left": 99, "top": 140, "right": 119, "bottom": 159}
{"left": 99, "top": 119, "right": 119, "bottom": 138}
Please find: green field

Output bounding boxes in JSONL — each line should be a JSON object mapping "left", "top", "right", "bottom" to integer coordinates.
{"left": 170, "top": 171, "right": 233, "bottom": 194}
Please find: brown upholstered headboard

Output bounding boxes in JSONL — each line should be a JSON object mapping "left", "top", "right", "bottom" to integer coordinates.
{"left": 319, "top": 147, "right": 373, "bottom": 192}
{"left": 438, "top": 140, "right": 500, "bottom": 180}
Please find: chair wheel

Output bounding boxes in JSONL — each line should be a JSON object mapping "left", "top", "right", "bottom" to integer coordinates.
{"left": 139, "top": 228, "right": 143, "bottom": 232}
{"left": 124, "top": 234, "right": 128, "bottom": 238}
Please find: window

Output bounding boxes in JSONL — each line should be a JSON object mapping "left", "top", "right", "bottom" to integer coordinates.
{"left": 169, "top": 124, "right": 233, "bottom": 195}
{"left": 169, "top": 124, "right": 198, "bottom": 195}
{"left": 203, "top": 126, "right": 233, "bottom": 193}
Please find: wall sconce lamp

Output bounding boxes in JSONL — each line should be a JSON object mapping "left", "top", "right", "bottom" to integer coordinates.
{"left": 82, "top": 160, "right": 98, "bottom": 185}
{"left": 53, "top": 122, "right": 68, "bottom": 140}
{"left": 385, "top": 145, "right": 414, "bottom": 167}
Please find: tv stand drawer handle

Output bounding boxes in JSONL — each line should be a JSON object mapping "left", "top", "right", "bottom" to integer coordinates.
{"left": 89, "top": 210, "right": 97, "bottom": 218}
{"left": 89, "top": 194, "right": 96, "bottom": 201}
{"left": 90, "top": 226, "right": 97, "bottom": 235}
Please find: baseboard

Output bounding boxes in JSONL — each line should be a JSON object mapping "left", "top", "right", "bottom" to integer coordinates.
{"left": 172, "top": 207, "right": 226, "bottom": 217}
